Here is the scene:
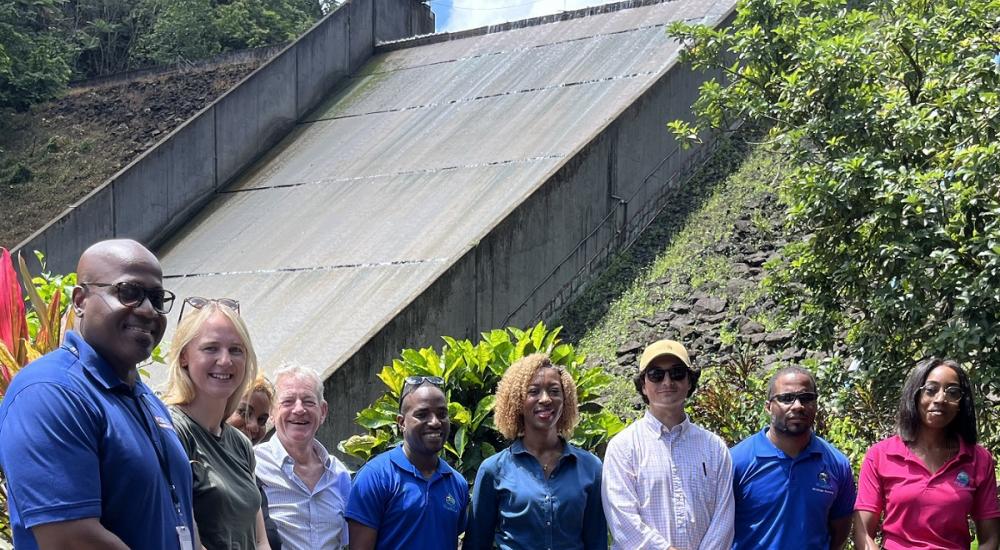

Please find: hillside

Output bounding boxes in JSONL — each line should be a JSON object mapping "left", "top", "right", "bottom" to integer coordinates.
{"left": 0, "top": 61, "right": 265, "bottom": 250}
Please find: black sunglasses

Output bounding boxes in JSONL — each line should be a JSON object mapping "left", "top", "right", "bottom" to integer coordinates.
{"left": 399, "top": 376, "right": 445, "bottom": 407}
{"left": 645, "top": 366, "right": 689, "bottom": 383}
{"left": 80, "top": 282, "right": 175, "bottom": 314}
{"left": 178, "top": 296, "right": 240, "bottom": 321}
{"left": 770, "top": 391, "right": 818, "bottom": 405}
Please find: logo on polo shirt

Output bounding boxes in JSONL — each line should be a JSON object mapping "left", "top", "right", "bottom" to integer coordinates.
{"left": 811, "top": 470, "right": 834, "bottom": 495}
{"left": 956, "top": 471, "right": 970, "bottom": 487}
{"left": 444, "top": 494, "right": 459, "bottom": 512}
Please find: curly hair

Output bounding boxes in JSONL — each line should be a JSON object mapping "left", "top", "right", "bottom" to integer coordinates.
{"left": 246, "top": 373, "right": 275, "bottom": 402}
{"left": 493, "top": 353, "right": 579, "bottom": 440}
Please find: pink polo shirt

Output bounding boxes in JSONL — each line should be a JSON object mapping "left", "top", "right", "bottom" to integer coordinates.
{"left": 855, "top": 435, "right": 1000, "bottom": 549}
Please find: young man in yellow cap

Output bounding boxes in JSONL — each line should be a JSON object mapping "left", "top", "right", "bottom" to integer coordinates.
{"left": 601, "top": 339, "right": 734, "bottom": 549}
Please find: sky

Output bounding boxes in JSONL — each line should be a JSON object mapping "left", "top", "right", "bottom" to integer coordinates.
{"left": 431, "top": 0, "right": 611, "bottom": 33}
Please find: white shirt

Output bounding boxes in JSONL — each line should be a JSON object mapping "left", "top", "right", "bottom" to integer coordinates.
{"left": 602, "top": 411, "right": 735, "bottom": 550}
{"left": 255, "top": 437, "right": 352, "bottom": 550}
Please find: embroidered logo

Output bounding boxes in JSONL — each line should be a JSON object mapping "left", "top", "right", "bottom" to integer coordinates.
{"left": 444, "top": 494, "right": 459, "bottom": 512}
{"left": 956, "top": 471, "right": 970, "bottom": 487}
{"left": 818, "top": 472, "right": 829, "bottom": 486}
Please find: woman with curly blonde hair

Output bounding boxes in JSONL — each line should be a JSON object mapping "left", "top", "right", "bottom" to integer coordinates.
{"left": 465, "top": 353, "right": 607, "bottom": 550}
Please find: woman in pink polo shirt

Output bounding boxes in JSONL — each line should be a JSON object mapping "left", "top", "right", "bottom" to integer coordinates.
{"left": 854, "top": 358, "right": 1000, "bottom": 549}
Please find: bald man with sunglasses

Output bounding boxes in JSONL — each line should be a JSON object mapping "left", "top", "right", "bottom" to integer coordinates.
{"left": 602, "top": 339, "right": 734, "bottom": 550}
{"left": 0, "top": 239, "right": 196, "bottom": 550}
{"left": 729, "top": 366, "right": 855, "bottom": 549}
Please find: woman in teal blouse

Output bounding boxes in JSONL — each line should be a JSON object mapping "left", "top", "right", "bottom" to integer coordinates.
{"left": 465, "top": 353, "right": 607, "bottom": 550}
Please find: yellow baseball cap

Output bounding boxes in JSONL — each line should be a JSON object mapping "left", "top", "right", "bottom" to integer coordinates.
{"left": 638, "top": 339, "right": 693, "bottom": 371}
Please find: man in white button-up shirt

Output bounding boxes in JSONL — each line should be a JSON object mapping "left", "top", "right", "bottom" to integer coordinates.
{"left": 255, "top": 364, "right": 352, "bottom": 549}
{"left": 602, "top": 339, "right": 735, "bottom": 550}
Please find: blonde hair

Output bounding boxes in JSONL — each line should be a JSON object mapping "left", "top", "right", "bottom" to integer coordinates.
{"left": 162, "top": 302, "right": 258, "bottom": 420}
{"left": 493, "top": 353, "right": 579, "bottom": 440}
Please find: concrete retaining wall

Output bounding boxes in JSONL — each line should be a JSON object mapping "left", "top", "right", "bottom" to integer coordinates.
{"left": 319, "top": 60, "right": 724, "bottom": 449}
{"left": 15, "top": 0, "right": 434, "bottom": 274}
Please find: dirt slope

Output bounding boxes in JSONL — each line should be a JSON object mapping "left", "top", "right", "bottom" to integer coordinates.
{"left": 0, "top": 62, "right": 263, "bottom": 250}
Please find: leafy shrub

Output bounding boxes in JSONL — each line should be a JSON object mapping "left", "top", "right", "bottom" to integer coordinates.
{"left": 338, "top": 322, "right": 626, "bottom": 481}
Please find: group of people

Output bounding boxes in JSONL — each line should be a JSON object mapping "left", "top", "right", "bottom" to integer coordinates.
{"left": 0, "top": 238, "right": 997, "bottom": 550}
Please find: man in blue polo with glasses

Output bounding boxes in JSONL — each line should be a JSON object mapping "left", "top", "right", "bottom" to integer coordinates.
{"left": 730, "top": 366, "right": 856, "bottom": 549}
{"left": 0, "top": 239, "right": 196, "bottom": 549}
{"left": 346, "top": 376, "right": 468, "bottom": 549}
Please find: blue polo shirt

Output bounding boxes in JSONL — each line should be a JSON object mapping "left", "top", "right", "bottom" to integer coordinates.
{"left": 0, "top": 331, "right": 195, "bottom": 550}
{"left": 346, "top": 444, "right": 469, "bottom": 549}
{"left": 730, "top": 428, "right": 855, "bottom": 550}
{"left": 465, "top": 438, "right": 606, "bottom": 550}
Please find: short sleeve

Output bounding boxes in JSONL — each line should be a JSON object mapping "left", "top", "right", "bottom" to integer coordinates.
{"left": 971, "top": 447, "right": 1000, "bottom": 521}
{"left": 0, "top": 383, "right": 103, "bottom": 527}
{"left": 830, "top": 453, "right": 857, "bottom": 519}
{"left": 854, "top": 445, "right": 883, "bottom": 514}
{"left": 345, "top": 463, "right": 388, "bottom": 530}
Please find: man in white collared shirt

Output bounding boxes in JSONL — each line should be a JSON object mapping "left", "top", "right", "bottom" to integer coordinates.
{"left": 255, "top": 364, "right": 352, "bottom": 549}
{"left": 602, "top": 339, "right": 735, "bottom": 550}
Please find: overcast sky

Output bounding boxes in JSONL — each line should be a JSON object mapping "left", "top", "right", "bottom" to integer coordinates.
{"left": 431, "top": 0, "right": 610, "bottom": 32}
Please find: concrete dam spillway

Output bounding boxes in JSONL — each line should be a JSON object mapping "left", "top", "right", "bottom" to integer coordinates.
{"left": 17, "top": 0, "right": 735, "bottom": 449}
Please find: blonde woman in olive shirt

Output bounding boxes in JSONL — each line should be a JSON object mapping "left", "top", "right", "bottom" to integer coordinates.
{"left": 163, "top": 297, "right": 270, "bottom": 550}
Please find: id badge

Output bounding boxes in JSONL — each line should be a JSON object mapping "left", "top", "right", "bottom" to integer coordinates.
{"left": 176, "top": 525, "right": 194, "bottom": 550}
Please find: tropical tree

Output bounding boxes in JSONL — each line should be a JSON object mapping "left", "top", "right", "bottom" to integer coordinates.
{"left": 667, "top": 0, "right": 1000, "bottom": 440}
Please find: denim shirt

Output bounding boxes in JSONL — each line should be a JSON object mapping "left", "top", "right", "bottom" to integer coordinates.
{"left": 466, "top": 438, "right": 607, "bottom": 550}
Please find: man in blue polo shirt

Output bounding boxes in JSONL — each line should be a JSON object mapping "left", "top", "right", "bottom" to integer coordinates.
{"left": 730, "top": 366, "right": 855, "bottom": 550}
{"left": 0, "top": 239, "right": 195, "bottom": 550}
{"left": 346, "top": 377, "right": 468, "bottom": 549}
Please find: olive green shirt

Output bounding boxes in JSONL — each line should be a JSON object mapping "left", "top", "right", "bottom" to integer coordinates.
{"left": 170, "top": 407, "right": 261, "bottom": 550}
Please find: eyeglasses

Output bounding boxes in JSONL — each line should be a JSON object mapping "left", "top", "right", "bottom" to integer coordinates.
{"left": 80, "top": 282, "right": 176, "bottom": 314}
{"left": 178, "top": 296, "right": 240, "bottom": 321}
{"left": 645, "top": 366, "right": 689, "bottom": 383}
{"left": 918, "top": 384, "right": 963, "bottom": 403}
{"left": 770, "top": 392, "right": 818, "bottom": 405}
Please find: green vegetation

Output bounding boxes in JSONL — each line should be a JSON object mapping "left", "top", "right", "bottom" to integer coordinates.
{"left": 339, "top": 323, "right": 625, "bottom": 481}
{"left": 0, "top": 0, "right": 327, "bottom": 110}
{"left": 668, "top": 0, "right": 1000, "bottom": 447}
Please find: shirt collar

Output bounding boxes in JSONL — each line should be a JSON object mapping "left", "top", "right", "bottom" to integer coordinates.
{"left": 267, "top": 436, "right": 336, "bottom": 470}
{"left": 509, "top": 437, "right": 577, "bottom": 461}
{"left": 753, "top": 427, "right": 821, "bottom": 458}
{"left": 64, "top": 331, "right": 139, "bottom": 393}
{"left": 389, "top": 444, "right": 452, "bottom": 479}
{"left": 641, "top": 409, "right": 690, "bottom": 437}
{"left": 888, "top": 434, "right": 975, "bottom": 464}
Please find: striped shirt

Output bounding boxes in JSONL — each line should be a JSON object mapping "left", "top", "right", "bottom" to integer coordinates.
{"left": 255, "top": 437, "right": 352, "bottom": 550}
{"left": 601, "top": 411, "right": 734, "bottom": 550}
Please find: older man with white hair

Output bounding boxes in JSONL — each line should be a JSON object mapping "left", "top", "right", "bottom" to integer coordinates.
{"left": 254, "top": 364, "right": 352, "bottom": 549}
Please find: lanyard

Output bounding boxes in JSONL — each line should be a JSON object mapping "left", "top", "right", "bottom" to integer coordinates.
{"left": 62, "top": 344, "right": 187, "bottom": 523}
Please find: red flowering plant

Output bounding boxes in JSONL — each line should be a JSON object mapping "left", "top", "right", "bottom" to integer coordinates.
{"left": 0, "top": 247, "right": 75, "bottom": 399}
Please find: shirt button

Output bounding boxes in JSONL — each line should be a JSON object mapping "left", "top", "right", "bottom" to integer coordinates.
{"left": 546, "top": 521, "right": 551, "bottom": 525}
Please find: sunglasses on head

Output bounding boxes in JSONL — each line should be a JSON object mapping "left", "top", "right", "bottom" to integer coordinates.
{"left": 769, "top": 391, "right": 818, "bottom": 405}
{"left": 399, "top": 375, "right": 445, "bottom": 407}
{"left": 80, "top": 282, "right": 176, "bottom": 314}
{"left": 645, "top": 366, "right": 689, "bottom": 383}
{"left": 178, "top": 296, "right": 240, "bottom": 322}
